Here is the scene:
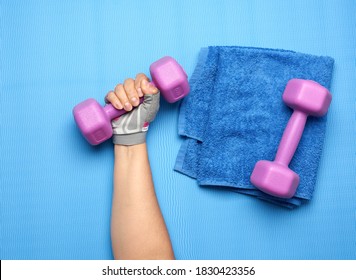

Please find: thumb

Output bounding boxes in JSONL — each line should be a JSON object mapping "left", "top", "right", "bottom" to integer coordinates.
{"left": 141, "top": 79, "right": 159, "bottom": 95}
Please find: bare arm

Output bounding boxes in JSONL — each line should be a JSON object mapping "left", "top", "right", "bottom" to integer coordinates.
{"left": 111, "top": 144, "right": 174, "bottom": 260}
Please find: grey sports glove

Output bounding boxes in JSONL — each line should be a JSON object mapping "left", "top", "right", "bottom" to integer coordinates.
{"left": 111, "top": 92, "right": 160, "bottom": 145}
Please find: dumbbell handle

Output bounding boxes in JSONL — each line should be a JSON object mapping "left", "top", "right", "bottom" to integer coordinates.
{"left": 275, "top": 110, "right": 308, "bottom": 166}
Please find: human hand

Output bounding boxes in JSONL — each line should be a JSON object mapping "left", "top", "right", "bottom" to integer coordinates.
{"left": 105, "top": 74, "right": 160, "bottom": 145}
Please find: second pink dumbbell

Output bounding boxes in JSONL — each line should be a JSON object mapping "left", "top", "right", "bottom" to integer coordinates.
{"left": 73, "top": 56, "right": 190, "bottom": 145}
{"left": 250, "top": 79, "right": 332, "bottom": 198}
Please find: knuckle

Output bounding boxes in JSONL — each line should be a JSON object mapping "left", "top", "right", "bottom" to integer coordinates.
{"left": 136, "top": 73, "right": 147, "bottom": 80}
{"left": 106, "top": 91, "right": 115, "bottom": 100}
{"left": 114, "top": 83, "right": 123, "bottom": 92}
{"left": 124, "top": 78, "right": 134, "bottom": 86}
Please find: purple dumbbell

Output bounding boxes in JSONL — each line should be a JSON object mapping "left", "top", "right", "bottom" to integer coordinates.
{"left": 73, "top": 56, "right": 189, "bottom": 145}
{"left": 250, "top": 79, "right": 332, "bottom": 198}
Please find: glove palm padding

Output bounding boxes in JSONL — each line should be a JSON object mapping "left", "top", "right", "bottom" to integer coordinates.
{"left": 112, "top": 93, "right": 160, "bottom": 145}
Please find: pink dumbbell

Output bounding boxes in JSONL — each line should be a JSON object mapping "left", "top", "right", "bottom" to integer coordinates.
{"left": 73, "top": 56, "right": 190, "bottom": 145}
{"left": 250, "top": 79, "right": 332, "bottom": 198}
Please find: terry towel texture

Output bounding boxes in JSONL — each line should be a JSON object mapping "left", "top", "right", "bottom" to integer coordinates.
{"left": 175, "top": 46, "right": 334, "bottom": 208}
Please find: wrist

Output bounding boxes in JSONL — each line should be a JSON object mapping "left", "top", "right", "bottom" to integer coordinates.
{"left": 112, "top": 131, "right": 147, "bottom": 146}
{"left": 114, "top": 142, "right": 147, "bottom": 156}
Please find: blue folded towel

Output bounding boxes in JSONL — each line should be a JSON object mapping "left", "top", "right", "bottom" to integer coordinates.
{"left": 175, "top": 46, "right": 334, "bottom": 208}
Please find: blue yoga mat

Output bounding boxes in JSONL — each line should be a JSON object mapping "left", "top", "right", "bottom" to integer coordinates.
{"left": 1, "top": 0, "right": 355, "bottom": 260}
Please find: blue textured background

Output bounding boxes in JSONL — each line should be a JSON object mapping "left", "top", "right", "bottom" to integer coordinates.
{"left": 1, "top": 0, "right": 355, "bottom": 259}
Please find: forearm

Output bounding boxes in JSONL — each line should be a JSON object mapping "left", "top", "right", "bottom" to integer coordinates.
{"left": 111, "top": 144, "right": 174, "bottom": 260}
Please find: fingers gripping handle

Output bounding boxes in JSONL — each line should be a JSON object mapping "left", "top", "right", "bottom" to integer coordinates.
{"left": 103, "top": 77, "right": 160, "bottom": 120}
{"left": 103, "top": 96, "right": 144, "bottom": 120}
{"left": 103, "top": 80, "right": 158, "bottom": 120}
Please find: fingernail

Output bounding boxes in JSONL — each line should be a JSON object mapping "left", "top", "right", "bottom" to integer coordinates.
{"left": 149, "top": 84, "right": 158, "bottom": 93}
{"left": 124, "top": 102, "right": 132, "bottom": 111}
